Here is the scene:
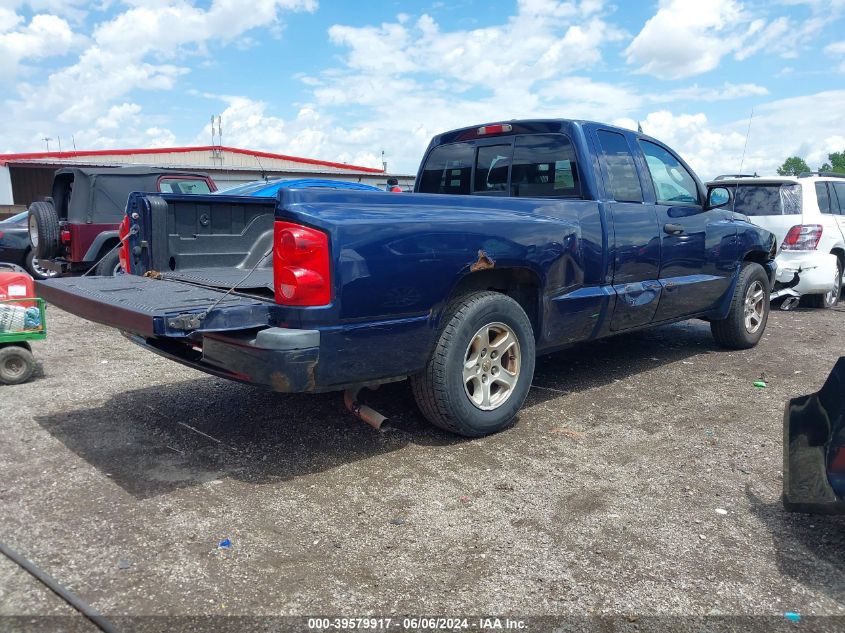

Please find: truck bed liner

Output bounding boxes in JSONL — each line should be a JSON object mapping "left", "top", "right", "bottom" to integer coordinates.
{"left": 162, "top": 267, "right": 273, "bottom": 291}
{"left": 37, "top": 275, "right": 272, "bottom": 338}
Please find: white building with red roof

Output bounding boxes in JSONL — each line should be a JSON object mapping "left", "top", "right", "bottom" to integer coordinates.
{"left": 0, "top": 145, "right": 415, "bottom": 210}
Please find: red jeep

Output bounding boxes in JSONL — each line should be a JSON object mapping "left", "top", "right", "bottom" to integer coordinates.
{"left": 28, "top": 167, "right": 216, "bottom": 276}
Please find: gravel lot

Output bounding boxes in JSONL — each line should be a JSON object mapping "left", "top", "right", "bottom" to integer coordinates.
{"left": 1, "top": 303, "right": 844, "bottom": 630}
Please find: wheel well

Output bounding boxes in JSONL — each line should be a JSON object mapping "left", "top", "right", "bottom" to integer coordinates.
{"left": 832, "top": 248, "right": 844, "bottom": 270}
{"left": 448, "top": 268, "right": 541, "bottom": 337}
{"left": 97, "top": 237, "right": 120, "bottom": 261}
{"left": 743, "top": 250, "right": 770, "bottom": 266}
{"left": 0, "top": 342, "right": 31, "bottom": 352}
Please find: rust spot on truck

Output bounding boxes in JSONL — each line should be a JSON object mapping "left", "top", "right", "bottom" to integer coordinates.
{"left": 470, "top": 250, "right": 495, "bottom": 272}
{"left": 269, "top": 358, "right": 317, "bottom": 393}
{"left": 143, "top": 270, "right": 162, "bottom": 280}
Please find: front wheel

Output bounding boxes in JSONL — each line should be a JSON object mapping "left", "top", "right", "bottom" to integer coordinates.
{"left": 710, "top": 262, "right": 770, "bottom": 350}
{"left": 411, "top": 291, "right": 535, "bottom": 437}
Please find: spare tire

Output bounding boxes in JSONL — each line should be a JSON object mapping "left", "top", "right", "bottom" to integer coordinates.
{"left": 28, "top": 200, "right": 60, "bottom": 259}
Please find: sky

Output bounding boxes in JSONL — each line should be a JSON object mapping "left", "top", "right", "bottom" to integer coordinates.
{"left": 1, "top": 0, "right": 844, "bottom": 179}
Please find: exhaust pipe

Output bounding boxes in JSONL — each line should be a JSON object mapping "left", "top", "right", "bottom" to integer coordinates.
{"left": 344, "top": 387, "right": 388, "bottom": 430}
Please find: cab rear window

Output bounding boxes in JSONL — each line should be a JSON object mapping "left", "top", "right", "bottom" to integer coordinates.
{"left": 729, "top": 184, "right": 802, "bottom": 216}
{"left": 418, "top": 134, "right": 581, "bottom": 198}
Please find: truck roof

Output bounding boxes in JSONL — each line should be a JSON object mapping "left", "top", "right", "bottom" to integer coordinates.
{"left": 432, "top": 118, "right": 642, "bottom": 146}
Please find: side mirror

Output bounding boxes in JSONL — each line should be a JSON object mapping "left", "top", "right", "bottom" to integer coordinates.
{"left": 707, "top": 186, "right": 731, "bottom": 210}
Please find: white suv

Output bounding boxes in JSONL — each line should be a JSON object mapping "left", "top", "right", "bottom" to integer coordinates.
{"left": 707, "top": 174, "right": 845, "bottom": 308}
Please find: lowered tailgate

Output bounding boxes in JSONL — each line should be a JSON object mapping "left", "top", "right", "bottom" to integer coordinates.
{"left": 37, "top": 275, "right": 273, "bottom": 338}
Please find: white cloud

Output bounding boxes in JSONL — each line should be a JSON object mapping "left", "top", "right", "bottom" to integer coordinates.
{"left": 326, "top": 2, "right": 624, "bottom": 92}
{"left": 654, "top": 82, "right": 769, "bottom": 103}
{"left": 625, "top": 0, "right": 834, "bottom": 79}
{"left": 0, "top": 0, "right": 317, "bottom": 152}
{"left": 826, "top": 40, "right": 845, "bottom": 71}
{"left": 615, "top": 90, "right": 845, "bottom": 180}
{"left": 625, "top": 0, "right": 746, "bottom": 79}
{"left": 0, "top": 13, "right": 81, "bottom": 77}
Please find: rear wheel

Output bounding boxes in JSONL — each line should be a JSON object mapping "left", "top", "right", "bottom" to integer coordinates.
{"left": 0, "top": 345, "right": 35, "bottom": 385}
{"left": 802, "top": 258, "right": 841, "bottom": 309}
{"left": 94, "top": 248, "right": 122, "bottom": 276}
{"left": 711, "top": 262, "right": 770, "bottom": 350}
{"left": 24, "top": 249, "right": 57, "bottom": 280}
{"left": 411, "top": 291, "right": 535, "bottom": 437}
{"left": 28, "top": 200, "right": 59, "bottom": 259}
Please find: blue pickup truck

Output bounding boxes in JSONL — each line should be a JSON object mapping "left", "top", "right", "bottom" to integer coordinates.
{"left": 37, "top": 119, "right": 776, "bottom": 436}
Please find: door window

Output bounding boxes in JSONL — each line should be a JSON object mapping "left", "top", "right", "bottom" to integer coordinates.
{"left": 830, "top": 182, "right": 845, "bottom": 215}
{"left": 816, "top": 182, "right": 833, "bottom": 214}
{"left": 596, "top": 130, "right": 643, "bottom": 203}
{"left": 639, "top": 140, "right": 700, "bottom": 205}
{"left": 511, "top": 134, "right": 581, "bottom": 198}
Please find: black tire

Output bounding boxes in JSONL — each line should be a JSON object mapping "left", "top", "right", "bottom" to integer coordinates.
{"left": 0, "top": 346, "right": 35, "bottom": 385}
{"left": 24, "top": 249, "right": 57, "bottom": 280}
{"left": 710, "top": 262, "right": 770, "bottom": 350}
{"left": 801, "top": 257, "right": 841, "bottom": 309}
{"left": 411, "top": 291, "right": 535, "bottom": 437}
{"left": 28, "top": 200, "right": 60, "bottom": 259}
{"left": 94, "top": 248, "right": 122, "bottom": 276}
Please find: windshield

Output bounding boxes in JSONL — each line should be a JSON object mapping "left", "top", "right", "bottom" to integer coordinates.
{"left": 727, "top": 183, "right": 802, "bottom": 216}
{"left": 1, "top": 211, "right": 28, "bottom": 224}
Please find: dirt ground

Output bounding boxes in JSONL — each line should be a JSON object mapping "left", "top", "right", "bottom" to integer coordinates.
{"left": 1, "top": 303, "right": 844, "bottom": 631}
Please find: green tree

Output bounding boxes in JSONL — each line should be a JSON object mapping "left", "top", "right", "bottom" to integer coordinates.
{"left": 827, "top": 150, "right": 845, "bottom": 173}
{"left": 777, "top": 156, "right": 811, "bottom": 176}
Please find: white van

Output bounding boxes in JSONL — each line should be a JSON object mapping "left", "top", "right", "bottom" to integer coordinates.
{"left": 708, "top": 174, "right": 845, "bottom": 308}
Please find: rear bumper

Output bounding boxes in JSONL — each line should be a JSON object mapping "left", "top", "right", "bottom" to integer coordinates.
{"left": 127, "top": 327, "right": 320, "bottom": 393}
{"left": 773, "top": 251, "right": 838, "bottom": 296}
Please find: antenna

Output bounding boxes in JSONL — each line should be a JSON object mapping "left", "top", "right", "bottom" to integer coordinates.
{"left": 210, "top": 115, "right": 223, "bottom": 167}
{"left": 57, "top": 136, "right": 62, "bottom": 152}
{"left": 254, "top": 154, "right": 268, "bottom": 181}
{"left": 72, "top": 135, "right": 77, "bottom": 151}
{"left": 42, "top": 136, "right": 52, "bottom": 151}
{"left": 739, "top": 107, "right": 754, "bottom": 173}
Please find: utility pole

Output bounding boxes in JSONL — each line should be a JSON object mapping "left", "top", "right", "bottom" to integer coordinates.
{"left": 42, "top": 137, "right": 52, "bottom": 152}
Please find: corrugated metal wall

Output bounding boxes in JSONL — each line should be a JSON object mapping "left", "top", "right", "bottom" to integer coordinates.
{"left": 9, "top": 166, "right": 55, "bottom": 207}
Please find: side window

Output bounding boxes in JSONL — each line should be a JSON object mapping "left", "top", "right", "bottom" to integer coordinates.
{"left": 596, "top": 130, "right": 643, "bottom": 203}
{"left": 474, "top": 144, "right": 512, "bottom": 193}
{"left": 417, "top": 142, "right": 474, "bottom": 195}
{"left": 511, "top": 134, "right": 581, "bottom": 198}
{"left": 816, "top": 182, "right": 831, "bottom": 213}
{"left": 832, "top": 183, "right": 845, "bottom": 215}
{"left": 639, "top": 140, "right": 700, "bottom": 205}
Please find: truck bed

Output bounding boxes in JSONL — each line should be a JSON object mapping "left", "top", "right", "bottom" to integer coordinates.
{"left": 162, "top": 267, "right": 273, "bottom": 292}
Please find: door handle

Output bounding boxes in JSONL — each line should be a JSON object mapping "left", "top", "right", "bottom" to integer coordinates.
{"left": 663, "top": 223, "right": 685, "bottom": 235}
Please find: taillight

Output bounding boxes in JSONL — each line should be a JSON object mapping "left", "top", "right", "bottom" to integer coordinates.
{"left": 60, "top": 229, "right": 71, "bottom": 244}
{"left": 118, "top": 216, "right": 131, "bottom": 273}
{"left": 273, "top": 221, "right": 331, "bottom": 306}
{"left": 782, "top": 224, "right": 822, "bottom": 251}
